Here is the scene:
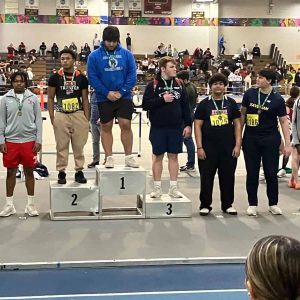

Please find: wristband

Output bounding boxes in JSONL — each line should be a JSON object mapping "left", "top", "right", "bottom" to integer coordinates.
{"left": 197, "top": 147, "right": 203, "bottom": 149}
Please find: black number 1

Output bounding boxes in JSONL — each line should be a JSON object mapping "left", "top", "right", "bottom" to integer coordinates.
{"left": 166, "top": 203, "right": 173, "bottom": 215}
{"left": 120, "top": 177, "right": 125, "bottom": 189}
{"left": 72, "top": 194, "right": 78, "bottom": 206}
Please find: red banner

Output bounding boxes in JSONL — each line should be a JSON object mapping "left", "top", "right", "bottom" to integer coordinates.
{"left": 144, "top": 0, "right": 172, "bottom": 15}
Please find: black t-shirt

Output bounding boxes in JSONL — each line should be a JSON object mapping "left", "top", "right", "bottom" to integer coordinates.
{"left": 48, "top": 70, "right": 88, "bottom": 112}
{"left": 126, "top": 37, "right": 131, "bottom": 46}
{"left": 194, "top": 96, "right": 241, "bottom": 142}
{"left": 242, "top": 88, "right": 286, "bottom": 136}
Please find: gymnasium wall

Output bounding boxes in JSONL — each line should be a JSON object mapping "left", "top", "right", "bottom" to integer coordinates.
{"left": 219, "top": 0, "right": 300, "bottom": 63}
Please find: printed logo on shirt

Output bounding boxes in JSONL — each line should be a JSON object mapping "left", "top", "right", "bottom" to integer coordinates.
{"left": 211, "top": 109, "right": 227, "bottom": 115}
{"left": 250, "top": 103, "right": 269, "bottom": 111}
{"left": 60, "top": 81, "right": 79, "bottom": 95}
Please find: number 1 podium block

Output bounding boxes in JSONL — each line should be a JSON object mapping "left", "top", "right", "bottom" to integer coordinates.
{"left": 50, "top": 181, "right": 99, "bottom": 220}
{"left": 144, "top": 194, "right": 192, "bottom": 219}
{"left": 96, "top": 165, "right": 146, "bottom": 219}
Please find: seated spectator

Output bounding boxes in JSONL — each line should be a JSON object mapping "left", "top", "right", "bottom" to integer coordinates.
{"left": 252, "top": 43, "right": 261, "bottom": 58}
{"left": 0, "top": 70, "right": 6, "bottom": 86}
{"left": 7, "top": 44, "right": 16, "bottom": 60}
{"left": 84, "top": 43, "right": 91, "bottom": 53}
{"left": 245, "top": 235, "right": 300, "bottom": 300}
{"left": 18, "top": 42, "right": 26, "bottom": 57}
{"left": 183, "top": 56, "right": 193, "bottom": 69}
{"left": 28, "top": 49, "right": 37, "bottom": 64}
{"left": 51, "top": 43, "right": 59, "bottom": 60}
{"left": 167, "top": 44, "right": 173, "bottom": 56}
{"left": 228, "top": 69, "right": 242, "bottom": 94}
{"left": 203, "top": 48, "right": 213, "bottom": 59}
{"left": 27, "top": 67, "right": 34, "bottom": 87}
{"left": 246, "top": 52, "right": 253, "bottom": 65}
{"left": 154, "top": 43, "right": 167, "bottom": 58}
{"left": 79, "top": 47, "right": 88, "bottom": 63}
{"left": 39, "top": 42, "right": 47, "bottom": 57}
{"left": 141, "top": 58, "right": 149, "bottom": 71}
{"left": 69, "top": 42, "right": 78, "bottom": 54}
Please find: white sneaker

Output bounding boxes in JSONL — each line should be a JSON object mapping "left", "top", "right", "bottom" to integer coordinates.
{"left": 125, "top": 155, "right": 139, "bottom": 168}
{"left": 199, "top": 208, "right": 210, "bottom": 216}
{"left": 277, "top": 169, "right": 286, "bottom": 178}
{"left": 168, "top": 186, "right": 182, "bottom": 198}
{"left": 0, "top": 204, "right": 16, "bottom": 217}
{"left": 269, "top": 205, "right": 282, "bottom": 215}
{"left": 247, "top": 206, "right": 257, "bottom": 216}
{"left": 225, "top": 207, "right": 238, "bottom": 215}
{"left": 25, "top": 204, "right": 39, "bottom": 217}
{"left": 150, "top": 187, "right": 162, "bottom": 198}
{"left": 105, "top": 156, "right": 114, "bottom": 168}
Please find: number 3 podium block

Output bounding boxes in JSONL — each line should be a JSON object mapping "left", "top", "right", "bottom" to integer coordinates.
{"left": 96, "top": 165, "right": 146, "bottom": 219}
{"left": 50, "top": 181, "right": 99, "bottom": 220}
{"left": 144, "top": 194, "right": 192, "bottom": 219}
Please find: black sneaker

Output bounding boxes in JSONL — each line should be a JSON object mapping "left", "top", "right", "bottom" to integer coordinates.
{"left": 180, "top": 165, "right": 195, "bottom": 172}
{"left": 87, "top": 161, "right": 99, "bottom": 168}
{"left": 75, "top": 171, "right": 87, "bottom": 184}
{"left": 58, "top": 171, "right": 66, "bottom": 184}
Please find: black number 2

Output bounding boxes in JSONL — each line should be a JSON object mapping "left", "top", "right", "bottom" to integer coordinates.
{"left": 120, "top": 177, "right": 125, "bottom": 189}
{"left": 166, "top": 203, "right": 173, "bottom": 215}
{"left": 71, "top": 194, "right": 78, "bottom": 206}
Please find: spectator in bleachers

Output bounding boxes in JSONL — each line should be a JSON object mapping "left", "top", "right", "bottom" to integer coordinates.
{"left": 173, "top": 48, "right": 179, "bottom": 60}
{"left": 141, "top": 58, "right": 149, "bottom": 71}
{"left": 84, "top": 43, "right": 91, "bottom": 54}
{"left": 245, "top": 235, "right": 300, "bottom": 300}
{"left": 295, "top": 68, "right": 300, "bottom": 87}
{"left": 69, "top": 42, "right": 78, "bottom": 55}
{"left": 39, "top": 42, "right": 47, "bottom": 57}
{"left": 241, "top": 44, "right": 248, "bottom": 61}
{"left": 51, "top": 43, "right": 59, "bottom": 60}
{"left": 28, "top": 50, "right": 37, "bottom": 64}
{"left": 252, "top": 43, "right": 261, "bottom": 58}
{"left": 167, "top": 44, "right": 173, "bottom": 57}
{"left": 0, "top": 70, "right": 6, "bottom": 86}
{"left": 18, "top": 42, "right": 26, "bottom": 58}
{"left": 26, "top": 67, "right": 34, "bottom": 87}
{"left": 7, "top": 44, "right": 15, "bottom": 60}
{"left": 203, "top": 48, "right": 213, "bottom": 60}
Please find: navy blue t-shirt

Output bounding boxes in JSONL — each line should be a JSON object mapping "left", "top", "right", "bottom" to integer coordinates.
{"left": 242, "top": 88, "right": 286, "bottom": 136}
{"left": 194, "top": 96, "right": 241, "bottom": 142}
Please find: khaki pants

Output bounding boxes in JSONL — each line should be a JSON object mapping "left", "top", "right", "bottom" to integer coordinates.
{"left": 53, "top": 111, "right": 89, "bottom": 171}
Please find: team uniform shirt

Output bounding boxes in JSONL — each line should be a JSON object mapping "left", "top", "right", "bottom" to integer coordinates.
{"left": 48, "top": 69, "right": 88, "bottom": 113}
{"left": 142, "top": 77, "right": 192, "bottom": 129}
{"left": 242, "top": 88, "right": 286, "bottom": 137}
{"left": 194, "top": 96, "right": 241, "bottom": 142}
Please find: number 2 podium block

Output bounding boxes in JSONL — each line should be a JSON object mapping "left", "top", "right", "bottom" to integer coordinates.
{"left": 50, "top": 181, "right": 99, "bottom": 220}
{"left": 144, "top": 194, "right": 192, "bottom": 219}
{"left": 96, "top": 165, "right": 146, "bottom": 219}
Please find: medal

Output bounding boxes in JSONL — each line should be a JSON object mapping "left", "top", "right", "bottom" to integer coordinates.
{"left": 257, "top": 109, "right": 261, "bottom": 115}
{"left": 18, "top": 111, "right": 22, "bottom": 116}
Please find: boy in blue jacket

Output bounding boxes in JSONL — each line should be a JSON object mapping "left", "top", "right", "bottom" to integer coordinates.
{"left": 87, "top": 26, "right": 138, "bottom": 169}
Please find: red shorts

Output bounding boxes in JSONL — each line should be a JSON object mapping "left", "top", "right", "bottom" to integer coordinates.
{"left": 3, "top": 141, "right": 37, "bottom": 168}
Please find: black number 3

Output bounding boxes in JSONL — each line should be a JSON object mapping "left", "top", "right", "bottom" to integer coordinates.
{"left": 71, "top": 194, "right": 78, "bottom": 206}
{"left": 166, "top": 203, "right": 172, "bottom": 215}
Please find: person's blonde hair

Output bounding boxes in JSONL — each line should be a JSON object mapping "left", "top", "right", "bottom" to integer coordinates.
{"left": 246, "top": 235, "right": 300, "bottom": 300}
{"left": 158, "top": 56, "right": 176, "bottom": 70}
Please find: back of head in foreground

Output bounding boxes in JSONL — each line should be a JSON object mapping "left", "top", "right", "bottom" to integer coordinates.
{"left": 245, "top": 235, "right": 300, "bottom": 300}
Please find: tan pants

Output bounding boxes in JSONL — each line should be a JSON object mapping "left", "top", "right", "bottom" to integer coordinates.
{"left": 53, "top": 111, "right": 89, "bottom": 171}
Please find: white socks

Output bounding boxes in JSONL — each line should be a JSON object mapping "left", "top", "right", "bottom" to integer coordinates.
{"left": 6, "top": 196, "right": 13, "bottom": 206}
{"left": 153, "top": 181, "right": 161, "bottom": 188}
{"left": 170, "top": 181, "right": 178, "bottom": 187}
{"left": 27, "top": 195, "right": 35, "bottom": 206}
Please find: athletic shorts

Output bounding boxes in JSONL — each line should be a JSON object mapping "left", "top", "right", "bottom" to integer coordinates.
{"left": 149, "top": 127, "right": 183, "bottom": 155}
{"left": 3, "top": 141, "right": 37, "bottom": 168}
{"left": 98, "top": 99, "right": 134, "bottom": 124}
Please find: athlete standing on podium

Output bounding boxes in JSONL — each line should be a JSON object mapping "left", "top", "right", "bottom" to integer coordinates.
{"left": 142, "top": 57, "right": 192, "bottom": 198}
{"left": 48, "top": 49, "right": 89, "bottom": 184}
{"left": 87, "top": 26, "right": 138, "bottom": 169}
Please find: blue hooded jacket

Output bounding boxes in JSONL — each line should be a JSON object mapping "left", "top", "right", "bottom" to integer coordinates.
{"left": 87, "top": 42, "right": 137, "bottom": 103}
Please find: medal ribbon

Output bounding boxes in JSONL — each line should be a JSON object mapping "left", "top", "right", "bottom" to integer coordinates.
{"left": 105, "top": 49, "right": 117, "bottom": 68}
{"left": 211, "top": 96, "right": 225, "bottom": 112}
{"left": 14, "top": 92, "right": 24, "bottom": 115}
{"left": 258, "top": 88, "right": 272, "bottom": 110}
{"left": 162, "top": 78, "right": 173, "bottom": 91}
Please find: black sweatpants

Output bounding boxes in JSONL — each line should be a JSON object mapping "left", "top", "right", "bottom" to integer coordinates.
{"left": 243, "top": 133, "right": 281, "bottom": 206}
{"left": 198, "top": 139, "right": 237, "bottom": 211}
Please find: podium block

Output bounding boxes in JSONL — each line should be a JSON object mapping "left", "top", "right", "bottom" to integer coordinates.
{"left": 96, "top": 165, "right": 146, "bottom": 219}
{"left": 50, "top": 180, "right": 99, "bottom": 220}
{"left": 144, "top": 194, "right": 192, "bottom": 219}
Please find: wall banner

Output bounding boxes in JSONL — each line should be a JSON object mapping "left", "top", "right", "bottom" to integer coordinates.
{"left": 129, "top": 0, "right": 141, "bottom": 17}
{"left": 144, "top": 0, "right": 172, "bottom": 15}
{"left": 56, "top": 0, "right": 70, "bottom": 16}
{"left": 111, "top": 0, "right": 124, "bottom": 17}
{"left": 75, "top": 0, "right": 88, "bottom": 16}
{"left": 25, "top": 0, "right": 39, "bottom": 16}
